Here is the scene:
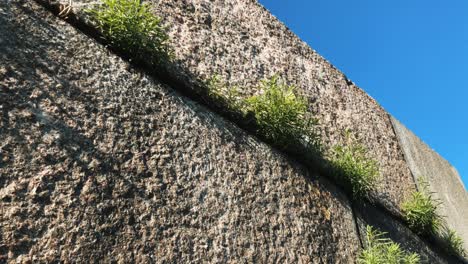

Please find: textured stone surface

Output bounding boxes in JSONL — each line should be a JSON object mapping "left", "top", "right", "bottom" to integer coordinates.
{"left": 150, "top": 0, "right": 419, "bottom": 213}
{"left": 0, "top": 1, "right": 360, "bottom": 262}
{"left": 354, "top": 202, "right": 464, "bottom": 264}
{"left": 391, "top": 117, "right": 468, "bottom": 252}
{"left": 60, "top": 0, "right": 417, "bottom": 213}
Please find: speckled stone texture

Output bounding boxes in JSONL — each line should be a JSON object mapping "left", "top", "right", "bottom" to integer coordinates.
{"left": 56, "top": 0, "right": 417, "bottom": 214}
{"left": 149, "top": 0, "right": 418, "bottom": 214}
{"left": 391, "top": 117, "right": 468, "bottom": 253}
{"left": 0, "top": 1, "right": 360, "bottom": 262}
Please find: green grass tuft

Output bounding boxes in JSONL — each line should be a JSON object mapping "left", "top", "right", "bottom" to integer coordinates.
{"left": 358, "top": 225, "right": 420, "bottom": 264}
{"left": 207, "top": 74, "right": 321, "bottom": 152}
{"left": 442, "top": 228, "right": 466, "bottom": 257}
{"left": 402, "top": 179, "right": 467, "bottom": 258}
{"left": 401, "top": 178, "right": 443, "bottom": 235}
{"left": 206, "top": 75, "right": 243, "bottom": 111}
{"left": 87, "top": 0, "right": 172, "bottom": 66}
{"left": 329, "top": 130, "right": 379, "bottom": 199}
{"left": 245, "top": 75, "right": 321, "bottom": 151}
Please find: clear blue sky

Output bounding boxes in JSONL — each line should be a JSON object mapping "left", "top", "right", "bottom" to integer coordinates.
{"left": 258, "top": 0, "right": 468, "bottom": 190}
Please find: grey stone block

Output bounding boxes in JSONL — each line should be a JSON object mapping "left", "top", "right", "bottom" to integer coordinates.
{"left": 0, "top": 1, "right": 360, "bottom": 262}
{"left": 391, "top": 116, "right": 468, "bottom": 252}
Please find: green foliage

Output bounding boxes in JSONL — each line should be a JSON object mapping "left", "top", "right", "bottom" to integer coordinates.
{"left": 88, "top": 0, "right": 172, "bottom": 66}
{"left": 402, "top": 180, "right": 466, "bottom": 258}
{"left": 329, "top": 130, "right": 379, "bottom": 199}
{"left": 442, "top": 228, "right": 466, "bottom": 257}
{"left": 245, "top": 75, "right": 320, "bottom": 150}
{"left": 401, "top": 178, "right": 443, "bottom": 235}
{"left": 206, "top": 75, "right": 243, "bottom": 111}
{"left": 207, "top": 75, "right": 321, "bottom": 151}
{"left": 358, "top": 225, "right": 420, "bottom": 264}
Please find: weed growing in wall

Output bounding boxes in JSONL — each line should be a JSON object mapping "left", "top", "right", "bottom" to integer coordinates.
{"left": 401, "top": 178, "right": 443, "bottom": 236}
{"left": 402, "top": 179, "right": 467, "bottom": 258}
{"left": 442, "top": 227, "right": 466, "bottom": 257}
{"left": 245, "top": 75, "right": 321, "bottom": 151}
{"left": 88, "top": 0, "right": 172, "bottom": 66}
{"left": 358, "top": 225, "right": 420, "bottom": 264}
{"left": 206, "top": 75, "right": 244, "bottom": 111}
{"left": 329, "top": 130, "right": 379, "bottom": 199}
{"left": 207, "top": 75, "right": 321, "bottom": 152}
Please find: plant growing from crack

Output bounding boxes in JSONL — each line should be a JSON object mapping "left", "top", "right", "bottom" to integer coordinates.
{"left": 206, "top": 74, "right": 244, "bottom": 111}
{"left": 87, "top": 0, "right": 172, "bottom": 66}
{"left": 245, "top": 75, "right": 321, "bottom": 151}
{"left": 207, "top": 74, "right": 322, "bottom": 152}
{"left": 402, "top": 178, "right": 467, "bottom": 258}
{"left": 441, "top": 227, "right": 466, "bottom": 258}
{"left": 329, "top": 130, "right": 379, "bottom": 199}
{"left": 358, "top": 225, "right": 420, "bottom": 264}
{"left": 401, "top": 177, "right": 443, "bottom": 236}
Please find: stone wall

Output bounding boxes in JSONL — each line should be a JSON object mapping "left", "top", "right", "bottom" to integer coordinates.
{"left": 66, "top": 0, "right": 417, "bottom": 215}
{"left": 149, "top": 0, "right": 417, "bottom": 214}
{"left": 0, "top": 0, "right": 467, "bottom": 262}
{"left": 1, "top": 1, "right": 362, "bottom": 262}
{"left": 392, "top": 116, "right": 468, "bottom": 250}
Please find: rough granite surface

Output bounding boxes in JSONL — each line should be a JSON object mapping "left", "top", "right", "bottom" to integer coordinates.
{"left": 150, "top": 0, "right": 418, "bottom": 213}
{"left": 0, "top": 1, "right": 360, "bottom": 262}
{"left": 59, "top": 0, "right": 417, "bottom": 214}
{"left": 391, "top": 117, "right": 468, "bottom": 252}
